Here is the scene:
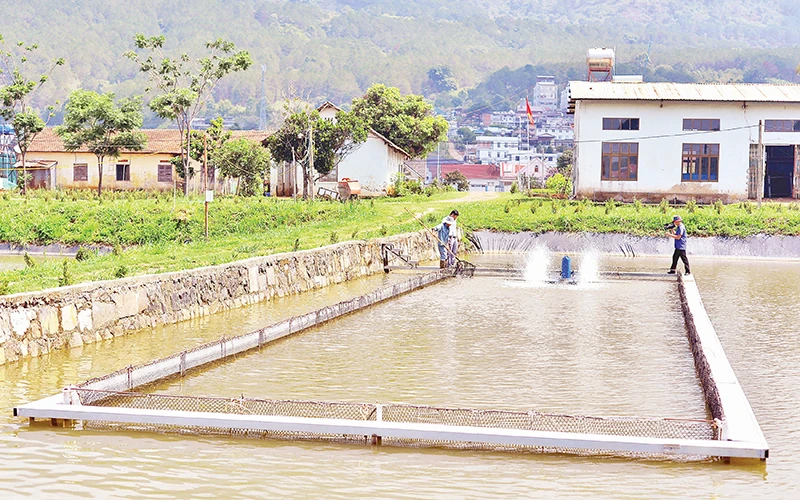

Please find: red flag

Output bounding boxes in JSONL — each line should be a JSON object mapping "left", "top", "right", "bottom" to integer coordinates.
{"left": 525, "top": 97, "right": 534, "bottom": 125}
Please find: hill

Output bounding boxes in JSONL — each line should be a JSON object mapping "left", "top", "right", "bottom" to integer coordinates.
{"left": 1, "top": 0, "right": 799, "bottom": 127}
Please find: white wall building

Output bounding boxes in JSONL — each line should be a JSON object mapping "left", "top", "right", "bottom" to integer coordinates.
{"left": 317, "top": 102, "right": 410, "bottom": 192}
{"left": 569, "top": 81, "right": 800, "bottom": 202}
{"left": 533, "top": 76, "right": 558, "bottom": 110}
{"left": 476, "top": 136, "right": 520, "bottom": 163}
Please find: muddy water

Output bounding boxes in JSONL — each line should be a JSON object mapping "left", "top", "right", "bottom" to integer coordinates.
{"left": 1, "top": 255, "right": 796, "bottom": 498}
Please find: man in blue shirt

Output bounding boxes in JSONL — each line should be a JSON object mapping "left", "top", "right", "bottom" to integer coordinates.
{"left": 667, "top": 215, "right": 690, "bottom": 275}
{"left": 433, "top": 210, "right": 458, "bottom": 268}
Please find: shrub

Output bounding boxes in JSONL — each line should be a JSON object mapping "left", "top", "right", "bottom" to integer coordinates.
{"left": 633, "top": 198, "right": 643, "bottom": 212}
{"left": 545, "top": 173, "right": 572, "bottom": 197}
{"left": 510, "top": 181, "right": 519, "bottom": 194}
{"left": 686, "top": 198, "right": 697, "bottom": 213}
{"left": 23, "top": 252, "right": 35, "bottom": 268}
{"left": 604, "top": 199, "right": 616, "bottom": 214}
{"left": 293, "top": 238, "right": 300, "bottom": 252}
{"left": 75, "top": 247, "right": 91, "bottom": 262}
{"left": 660, "top": 198, "right": 669, "bottom": 213}
{"left": 58, "top": 259, "right": 74, "bottom": 286}
{"left": 330, "top": 231, "right": 339, "bottom": 244}
{"left": 114, "top": 265, "right": 129, "bottom": 279}
{"left": 0, "top": 279, "right": 9, "bottom": 295}
{"left": 714, "top": 200, "right": 724, "bottom": 214}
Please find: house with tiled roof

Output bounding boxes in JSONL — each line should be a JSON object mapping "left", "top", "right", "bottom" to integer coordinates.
{"left": 21, "top": 128, "right": 268, "bottom": 192}
{"left": 441, "top": 163, "right": 502, "bottom": 192}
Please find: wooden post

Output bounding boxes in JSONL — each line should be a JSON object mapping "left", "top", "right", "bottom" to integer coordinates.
{"left": 204, "top": 134, "right": 209, "bottom": 241}
{"left": 757, "top": 120, "right": 763, "bottom": 208}
{"left": 308, "top": 121, "right": 314, "bottom": 200}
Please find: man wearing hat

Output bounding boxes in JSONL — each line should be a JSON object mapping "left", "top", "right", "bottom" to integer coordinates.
{"left": 667, "top": 215, "right": 690, "bottom": 275}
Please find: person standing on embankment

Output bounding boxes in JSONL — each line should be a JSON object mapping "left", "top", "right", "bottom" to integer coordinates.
{"left": 667, "top": 215, "right": 691, "bottom": 275}
{"left": 432, "top": 210, "right": 458, "bottom": 268}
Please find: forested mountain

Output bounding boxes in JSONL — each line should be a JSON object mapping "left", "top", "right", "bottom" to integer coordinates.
{"left": 1, "top": 0, "right": 799, "bottom": 127}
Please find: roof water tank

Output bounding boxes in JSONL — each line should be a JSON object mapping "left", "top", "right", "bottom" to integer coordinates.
{"left": 586, "top": 48, "right": 615, "bottom": 71}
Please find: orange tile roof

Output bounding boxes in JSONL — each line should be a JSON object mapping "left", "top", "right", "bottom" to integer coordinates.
{"left": 27, "top": 128, "right": 270, "bottom": 154}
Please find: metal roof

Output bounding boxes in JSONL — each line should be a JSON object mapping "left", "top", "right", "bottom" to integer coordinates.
{"left": 568, "top": 81, "right": 800, "bottom": 104}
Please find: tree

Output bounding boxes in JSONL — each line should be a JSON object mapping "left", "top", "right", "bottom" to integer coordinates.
{"left": 266, "top": 106, "right": 368, "bottom": 198}
{"left": 444, "top": 170, "right": 469, "bottom": 191}
{"left": 0, "top": 34, "right": 64, "bottom": 193}
{"left": 216, "top": 138, "right": 270, "bottom": 196}
{"left": 427, "top": 65, "right": 457, "bottom": 93}
{"left": 350, "top": 84, "right": 448, "bottom": 158}
{"left": 456, "top": 127, "right": 476, "bottom": 144}
{"left": 124, "top": 35, "right": 252, "bottom": 194}
{"left": 57, "top": 90, "right": 146, "bottom": 195}
{"left": 556, "top": 149, "right": 573, "bottom": 178}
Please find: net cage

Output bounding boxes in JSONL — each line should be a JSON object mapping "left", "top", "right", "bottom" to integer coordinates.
{"left": 72, "top": 388, "right": 719, "bottom": 458}
{"left": 18, "top": 271, "right": 761, "bottom": 460}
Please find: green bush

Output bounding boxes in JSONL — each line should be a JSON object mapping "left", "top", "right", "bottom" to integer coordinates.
{"left": 114, "top": 265, "right": 129, "bottom": 279}
{"left": 545, "top": 174, "right": 572, "bottom": 197}
{"left": 75, "top": 247, "right": 92, "bottom": 261}
{"left": 58, "top": 259, "right": 74, "bottom": 286}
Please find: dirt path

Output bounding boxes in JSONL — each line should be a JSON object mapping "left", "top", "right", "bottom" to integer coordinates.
{"left": 436, "top": 191, "right": 502, "bottom": 203}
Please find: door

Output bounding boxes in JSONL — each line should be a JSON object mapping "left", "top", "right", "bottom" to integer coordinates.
{"left": 765, "top": 146, "right": 794, "bottom": 198}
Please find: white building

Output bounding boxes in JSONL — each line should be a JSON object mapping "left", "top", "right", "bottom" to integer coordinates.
{"left": 316, "top": 102, "right": 410, "bottom": 192}
{"left": 533, "top": 76, "right": 558, "bottom": 110}
{"left": 569, "top": 81, "right": 800, "bottom": 202}
{"left": 476, "top": 136, "right": 520, "bottom": 163}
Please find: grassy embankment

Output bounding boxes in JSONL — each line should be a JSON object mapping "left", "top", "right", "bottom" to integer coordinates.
{"left": 1, "top": 190, "right": 800, "bottom": 295}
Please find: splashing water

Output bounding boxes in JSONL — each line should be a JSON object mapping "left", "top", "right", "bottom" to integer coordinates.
{"left": 577, "top": 250, "right": 601, "bottom": 285}
{"left": 523, "top": 246, "right": 551, "bottom": 285}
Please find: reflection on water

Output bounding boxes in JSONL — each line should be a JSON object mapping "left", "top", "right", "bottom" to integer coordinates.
{"left": 2, "top": 254, "right": 796, "bottom": 498}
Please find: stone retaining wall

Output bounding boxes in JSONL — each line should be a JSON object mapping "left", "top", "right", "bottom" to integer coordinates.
{"left": 0, "top": 231, "right": 438, "bottom": 365}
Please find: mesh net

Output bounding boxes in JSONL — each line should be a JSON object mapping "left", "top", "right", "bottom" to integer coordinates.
{"left": 76, "top": 271, "right": 451, "bottom": 400}
{"left": 41, "top": 271, "right": 726, "bottom": 461}
{"left": 454, "top": 259, "right": 476, "bottom": 277}
{"left": 71, "top": 389, "right": 717, "bottom": 459}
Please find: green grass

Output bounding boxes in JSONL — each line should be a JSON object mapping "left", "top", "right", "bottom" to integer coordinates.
{"left": 1, "top": 190, "right": 800, "bottom": 294}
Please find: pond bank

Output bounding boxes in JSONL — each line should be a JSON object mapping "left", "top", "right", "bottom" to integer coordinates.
{"left": 469, "top": 231, "right": 800, "bottom": 259}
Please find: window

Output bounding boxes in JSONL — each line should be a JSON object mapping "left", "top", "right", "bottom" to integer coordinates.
{"left": 601, "top": 142, "right": 638, "bottom": 181}
{"left": 683, "top": 119, "right": 720, "bottom": 131}
{"left": 73, "top": 163, "right": 88, "bottom": 182}
{"left": 157, "top": 163, "right": 173, "bottom": 183}
{"left": 682, "top": 144, "right": 719, "bottom": 182}
{"left": 602, "top": 118, "right": 639, "bottom": 130}
{"left": 764, "top": 120, "right": 800, "bottom": 132}
{"left": 116, "top": 162, "right": 130, "bottom": 181}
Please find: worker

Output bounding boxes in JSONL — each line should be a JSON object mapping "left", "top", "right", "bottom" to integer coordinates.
{"left": 433, "top": 211, "right": 455, "bottom": 269}
{"left": 667, "top": 215, "right": 690, "bottom": 275}
{"left": 446, "top": 209, "right": 460, "bottom": 267}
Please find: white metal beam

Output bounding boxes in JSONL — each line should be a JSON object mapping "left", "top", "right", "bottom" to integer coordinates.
{"left": 14, "top": 399, "right": 767, "bottom": 459}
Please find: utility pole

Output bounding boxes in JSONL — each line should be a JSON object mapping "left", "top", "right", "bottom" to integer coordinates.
{"left": 259, "top": 65, "right": 267, "bottom": 131}
{"left": 437, "top": 142, "right": 440, "bottom": 181}
{"left": 757, "top": 119, "right": 764, "bottom": 208}
{"left": 204, "top": 133, "right": 209, "bottom": 241}
{"left": 308, "top": 120, "right": 314, "bottom": 200}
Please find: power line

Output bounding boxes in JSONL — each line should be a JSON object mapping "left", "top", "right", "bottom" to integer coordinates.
{"left": 572, "top": 124, "right": 759, "bottom": 144}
